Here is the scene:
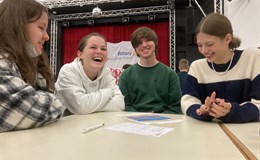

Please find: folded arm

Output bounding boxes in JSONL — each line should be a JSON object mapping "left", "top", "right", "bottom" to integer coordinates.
{"left": 0, "top": 65, "right": 64, "bottom": 132}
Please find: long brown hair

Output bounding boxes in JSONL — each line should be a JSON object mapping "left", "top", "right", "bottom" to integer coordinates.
{"left": 195, "top": 12, "right": 241, "bottom": 49}
{"left": 0, "top": 0, "right": 54, "bottom": 90}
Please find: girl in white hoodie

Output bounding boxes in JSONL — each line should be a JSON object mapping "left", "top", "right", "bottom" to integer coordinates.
{"left": 55, "top": 32, "right": 125, "bottom": 115}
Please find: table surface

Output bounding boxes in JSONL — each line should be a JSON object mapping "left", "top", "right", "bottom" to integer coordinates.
{"left": 0, "top": 112, "right": 248, "bottom": 160}
{"left": 223, "top": 122, "right": 260, "bottom": 159}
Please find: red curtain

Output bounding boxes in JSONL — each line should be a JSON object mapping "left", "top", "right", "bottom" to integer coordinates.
{"left": 62, "top": 21, "right": 170, "bottom": 65}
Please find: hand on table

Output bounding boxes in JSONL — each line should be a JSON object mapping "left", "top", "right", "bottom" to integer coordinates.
{"left": 196, "top": 92, "right": 231, "bottom": 118}
{"left": 209, "top": 98, "right": 231, "bottom": 118}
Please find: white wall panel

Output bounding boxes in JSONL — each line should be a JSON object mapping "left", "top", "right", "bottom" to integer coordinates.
{"left": 224, "top": 0, "right": 259, "bottom": 49}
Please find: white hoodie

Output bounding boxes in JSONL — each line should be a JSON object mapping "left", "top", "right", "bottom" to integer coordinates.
{"left": 55, "top": 58, "right": 125, "bottom": 115}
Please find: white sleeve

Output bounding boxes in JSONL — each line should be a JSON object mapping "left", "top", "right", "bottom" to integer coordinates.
{"left": 99, "top": 70, "right": 125, "bottom": 112}
{"left": 55, "top": 65, "right": 115, "bottom": 114}
{"left": 55, "top": 66, "right": 124, "bottom": 114}
{"left": 181, "top": 94, "right": 201, "bottom": 114}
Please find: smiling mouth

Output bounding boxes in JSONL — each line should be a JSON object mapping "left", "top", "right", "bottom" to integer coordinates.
{"left": 93, "top": 57, "right": 103, "bottom": 62}
{"left": 205, "top": 52, "right": 214, "bottom": 58}
{"left": 142, "top": 48, "right": 150, "bottom": 51}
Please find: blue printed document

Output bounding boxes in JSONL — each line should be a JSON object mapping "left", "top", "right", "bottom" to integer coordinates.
{"left": 119, "top": 113, "right": 183, "bottom": 125}
{"left": 127, "top": 114, "right": 171, "bottom": 122}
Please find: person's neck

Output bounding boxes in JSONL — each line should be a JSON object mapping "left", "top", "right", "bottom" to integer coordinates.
{"left": 180, "top": 69, "right": 188, "bottom": 72}
{"left": 84, "top": 67, "right": 99, "bottom": 81}
{"left": 139, "top": 58, "right": 158, "bottom": 67}
{"left": 215, "top": 50, "right": 234, "bottom": 64}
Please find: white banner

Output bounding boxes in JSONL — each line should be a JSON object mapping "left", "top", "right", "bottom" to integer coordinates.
{"left": 105, "top": 41, "right": 139, "bottom": 69}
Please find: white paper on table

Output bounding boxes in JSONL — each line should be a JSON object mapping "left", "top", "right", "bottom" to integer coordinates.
{"left": 105, "top": 122, "right": 174, "bottom": 137}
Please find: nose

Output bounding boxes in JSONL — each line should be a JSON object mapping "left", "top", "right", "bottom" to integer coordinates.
{"left": 44, "top": 31, "right": 49, "bottom": 41}
{"left": 141, "top": 41, "right": 148, "bottom": 47}
{"left": 96, "top": 47, "right": 105, "bottom": 54}
{"left": 200, "top": 46, "right": 208, "bottom": 54}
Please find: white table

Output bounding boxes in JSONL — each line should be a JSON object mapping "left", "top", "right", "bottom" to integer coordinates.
{"left": 0, "top": 112, "right": 245, "bottom": 160}
{"left": 222, "top": 122, "right": 259, "bottom": 159}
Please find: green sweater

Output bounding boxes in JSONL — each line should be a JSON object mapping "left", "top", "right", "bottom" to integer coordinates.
{"left": 118, "top": 62, "right": 182, "bottom": 114}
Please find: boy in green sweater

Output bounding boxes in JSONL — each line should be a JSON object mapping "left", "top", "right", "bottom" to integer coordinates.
{"left": 118, "top": 27, "right": 182, "bottom": 114}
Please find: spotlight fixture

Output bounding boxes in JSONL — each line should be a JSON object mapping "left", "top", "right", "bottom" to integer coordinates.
{"left": 92, "top": 6, "right": 102, "bottom": 17}
{"left": 62, "top": 21, "right": 70, "bottom": 27}
{"left": 148, "top": 15, "right": 156, "bottom": 22}
{"left": 87, "top": 19, "right": 94, "bottom": 26}
{"left": 122, "top": 17, "right": 130, "bottom": 24}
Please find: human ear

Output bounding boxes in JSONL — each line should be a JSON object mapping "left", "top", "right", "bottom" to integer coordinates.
{"left": 77, "top": 51, "right": 82, "bottom": 58}
{"left": 225, "top": 33, "right": 232, "bottom": 43}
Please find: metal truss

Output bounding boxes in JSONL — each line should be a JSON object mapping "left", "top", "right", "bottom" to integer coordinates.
{"left": 214, "top": 0, "right": 223, "bottom": 13}
{"left": 52, "top": 5, "right": 170, "bottom": 21}
{"left": 49, "top": 5, "right": 171, "bottom": 74}
{"left": 49, "top": 1, "right": 223, "bottom": 74}
{"left": 49, "top": 19, "right": 58, "bottom": 74}
{"left": 41, "top": 0, "right": 131, "bottom": 8}
{"left": 168, "top": 0, "right": 176, "bottom": 70}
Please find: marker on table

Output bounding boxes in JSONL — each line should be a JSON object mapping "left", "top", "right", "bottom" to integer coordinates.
{"left": 82, "top": 123, "right": 105, "bottom": 134}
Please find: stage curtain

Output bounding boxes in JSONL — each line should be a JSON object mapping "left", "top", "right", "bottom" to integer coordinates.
{"left": 62, "top": 21, "right": 169, "bottom": 65}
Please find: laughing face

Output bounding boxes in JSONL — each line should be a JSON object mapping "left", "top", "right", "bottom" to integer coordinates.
{"left": 78, "top": 36, "right": 108, "bottom": 73}
{"left": 26, "top": 12, "right": 49, "bottom": 56}
{"left": 196, "top": 32, "right": 232, "bottom": 64}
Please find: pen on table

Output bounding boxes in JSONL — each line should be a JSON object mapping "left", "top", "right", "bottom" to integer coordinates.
{"left": 82, "top": 123, "right": 105, "bottom": 134}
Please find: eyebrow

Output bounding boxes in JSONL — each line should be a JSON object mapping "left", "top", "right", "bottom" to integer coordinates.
{"left": 197, "top": 41, "right": 214, "bottom": 44}
{"left": 36, "top": 20, "right": 48, "bottom": 27}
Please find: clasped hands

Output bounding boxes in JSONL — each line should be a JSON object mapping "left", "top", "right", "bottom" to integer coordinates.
{"left": 196, "top": 92, "right": 231, "bottom": 118}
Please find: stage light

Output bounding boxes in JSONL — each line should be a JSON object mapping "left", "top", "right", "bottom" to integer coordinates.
{"left": 92, "top": 6, "right": 102, "bottom": 17}
{"left": 148, "top": 15, "right": 156, "bottom": 22}
{"left": 87, "top": 20, "right": 94, "bottom": 26}
{"left": 62, "top": 21, "right": 70, "bottom": 27}
{"left": 122, "top": 17, "right": 129, "bottom": 24}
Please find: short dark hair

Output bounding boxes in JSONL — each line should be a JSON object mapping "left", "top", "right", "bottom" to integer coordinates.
{"left": 122, "top": 64, "right": 132, "bottom": 69}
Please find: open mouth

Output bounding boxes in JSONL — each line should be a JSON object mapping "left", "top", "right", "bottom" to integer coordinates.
{"left": 93, "top": 57, "right": 103, "bottom": 62}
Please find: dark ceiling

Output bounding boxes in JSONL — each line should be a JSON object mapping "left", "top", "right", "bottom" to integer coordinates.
{"left": 49, "top": 0, "right": 203, "bottom": 15}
